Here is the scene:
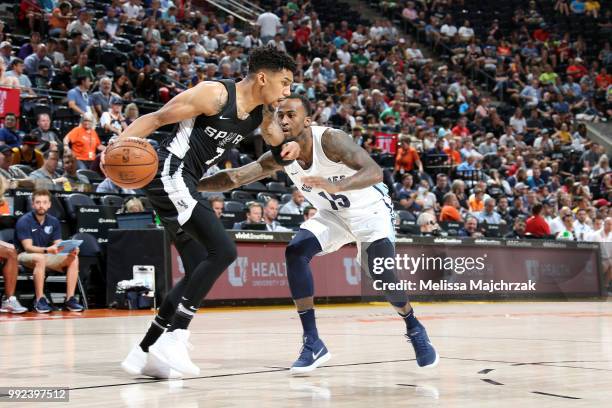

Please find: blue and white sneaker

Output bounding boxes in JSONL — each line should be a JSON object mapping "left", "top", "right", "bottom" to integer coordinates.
{"left": 289, "top": 336, "right": 331, "bottom": 375}
{"left": 64, "top": 296, "right": 84, "bottom": 312}
{"left": 34, "top": 297, "right": 52, "bottom": 313}
{"left": 407, "top": 324, "right": 439, "bottom": 368}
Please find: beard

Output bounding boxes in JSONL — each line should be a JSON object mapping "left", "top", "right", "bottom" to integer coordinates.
{"left": 35, "top": 209, "right": 47, "bottom": 216}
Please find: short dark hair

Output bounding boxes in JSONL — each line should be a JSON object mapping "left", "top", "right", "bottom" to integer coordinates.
{"left": 247, "top": 46, "right": 296, "bottom": 75}
{"left": 32, "top": 189, "right": 52, "bottom": 201}
{"left": 43, "top": 150, "right": 59, "bottom": 160}
{"left": 532, "top": 203, "right": 543, "bottom": 215}
{"left": 76, "top": 76, "right": 89, "bottom": 86}
{"left": 303, "top": 205, "right": 316, "bottom": 216}
{"left": 286, "top": 93, "right": 312, "bottom": 116}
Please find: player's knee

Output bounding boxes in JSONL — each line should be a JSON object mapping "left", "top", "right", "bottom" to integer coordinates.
{"left": 216, "top": 240, "right": 237, "bottom": 268}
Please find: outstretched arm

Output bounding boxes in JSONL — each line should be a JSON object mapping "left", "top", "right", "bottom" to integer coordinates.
{"left": 118, "top": 81, "right": 228, "bottom": 140}
{"left": 197, "top": 151, "right": 283, "bottom": 192}
{"left": 302, "top": 128, "right": 382, "bottom": 193}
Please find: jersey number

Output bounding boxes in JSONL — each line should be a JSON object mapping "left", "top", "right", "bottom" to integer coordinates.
{"left": 318, "top": 192, "right": 351, "bottom": 210}
{"left": 205, "top": 147, "right": 225, "bottom": 166}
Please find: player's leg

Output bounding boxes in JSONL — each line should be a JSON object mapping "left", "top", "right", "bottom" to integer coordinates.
{"left": 0, "top": 247, "right": 27, "bottom": 314}
{"left": 149, "top": 201, "right": 236, "bottom": 376}
{"left": 362, "top": 237, "right": 438, "bottom": 368}
{"left": 285, "top": 228, "right": 332, "bottom": 374}
{"left": 122, "top": 221, "right": 207, "bottom": 378}
{"left": 285, "top": 211, "right": 351, "bottom": 374}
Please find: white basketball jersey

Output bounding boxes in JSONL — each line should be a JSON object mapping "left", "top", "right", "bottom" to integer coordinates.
{"left": 284, "top": 126, "right": 391, "bottom": 213}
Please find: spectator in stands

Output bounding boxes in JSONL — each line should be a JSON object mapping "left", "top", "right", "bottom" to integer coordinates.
{"left": 91, "top": 77, "right": 119, "bottom": 118}
{"left": 67, "top": 76, "right": 93, "bottom": 117}
{"left": 124, "top": 103, "right": 140, "bottom": 126}
{"left": 280, "top": 187, "right": 308, "bottom": 215}
{"left": 67, "top": 9, "right": 94, "bottom": 41}
{"left": 208, "top": 196, "right": 224, "bottom": 219}
{"left": 397, "top": 173, "right": 420, "bottom": 213}
{"left": 590, "top": 217, "right": 611, "bottom": 291}
{"left": 0, "top": 42, "right": 14, "bottom": 67}
{"left": 591, "top": 154, "right": 610, "bottom": 178}
{"left": 100, "top": 97, "right": 127, "bottom": 136}
{"left": 64, "top": 113, "right": 104, "bottom": 169}
{"left": 29, "top": 150, "right": 63, "bottom": 183}
{"left": 12, "top": 134, "right": 44, "bottom": 170}
{"left": 233, "top": 202, "right": 264, "bottom": 230}
{"left": 31, "top": 113, "right": 63, "bottom": 155}
{"left": 262, "top": 198, "right": 291, "bottom": 232}
{"left": 121, "top": 197, "right": 145, "bottom": 213}
{"left": 24, "top": 44, "right": 52, "bottom": 81}
{"left": 458, "top": 216, "right": 482, "bottom": 237}
{"left": 440, "top": 192, "right": 463, "bottom": 222}
{"left": 50, "top": 60, "right": 72, "bottom": 92}
{"left": 15, "top": 189, "right": 83, "bottom": 313}
{"left": 49, "top": 2, "right": 72, "bottom": 38}
{"left": 417, "top": 211, "right": 441, "bottom": 236}
{"left": 5, "top": 58, "right": 35, "bottom": 96}
{"left": 573, "top": 208, "right": 594, "bottom": 241}
{"left": 96, "top": 177, "right": 135, "bottom": 194}
{"left": 432, "top": 173, "right": 450, "bottom": 206}
{"left": 257, "top": 9, "right": 281, "bottom": 44}
{"left": 0, "top": 145, "right": 26, "bottom": 180}
{"left": 303, "top": 206, "right": 317, "bottom": 222}
{"left": 61, "top": 152, "right": 88, "bottom": 186}
{"left": 556, "top": 212, "right": 577, "bottom": 240}
{"left": 394, "top": 137, "right": 423, "bottom": 179}
{"left": 0, "top": 113, "right": 22, "bottom": 148}
{"left": 468, "top": 186, "right": 485, "bottom": 213}
{"left": 505, "top": 217, "right": 527, "bottom": 239}
{"left": 525, "top": 203, "right": 551, "bottom": 238}
{"left": 477, "top": 198, "right": 503, "bottom": 225}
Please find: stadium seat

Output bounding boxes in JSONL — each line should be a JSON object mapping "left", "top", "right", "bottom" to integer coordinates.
{"left": 280, "top": 193, "right": 292, "bottom": 203}
{"left": 243, "top": 181, "right": 267, "bottom": 192}
{"left": 77, "top": 169, "right": 105, "bottom": 184}
{"left": 101, "top": 195, "right": 124, "bottom": 208}
{"left": 64, "top": 193, "right": 96, "bottom": 220}
{"left": 10, "top": 164, "right": 34, "bottom": 175}
{"left": 257, "top": 192, "right": 278, "bottom": 202}
{"left": 231, "top": 190, "right": 254, "bottom": 202}
{"left": 266, "top": 182, "right": 287, "bottom": 193}
{"left": 224, "top": 200, "right": 246, "bottom": 212}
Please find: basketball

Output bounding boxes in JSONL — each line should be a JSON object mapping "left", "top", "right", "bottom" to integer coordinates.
{"left": 102, "top": 137, "right": 158, "bottom": 189}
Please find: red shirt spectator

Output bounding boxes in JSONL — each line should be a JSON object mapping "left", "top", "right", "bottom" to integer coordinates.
{"left": 566, "top": 59, "right": 588, "bottom": 80}
{"left": 525, "top": 204, "right": 551, "bottom": 237}
{"left": 595, "top": 69, "right": 612, "bottom": 89}
{"left": 533, "top": 28, "right": 549, "bottom": 42}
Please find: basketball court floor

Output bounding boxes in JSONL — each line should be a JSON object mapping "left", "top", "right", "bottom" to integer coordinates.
{"left": 1, "top": 301, "right": 611, "bottom": 407}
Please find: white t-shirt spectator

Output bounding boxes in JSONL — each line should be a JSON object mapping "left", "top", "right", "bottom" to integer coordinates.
{"left": 203, "top": 35, "right": 219, "bottom": 52}
{"left": 458, "top": 26, "right": 474, "bottom": 40}
{"left": 336, "top": 49, "right": 351, "bottom": 65}
{"left": 257, "top": 12, "right": 281, "bottom": 38}
{"left": 123, "top": 2, "right": 143, "bottom": 19}
{"left": 100, "top": 111, "right": 123, "bottom": 134}
{"left": 440, "top": 24, "right": 458, "bottom": 38}
{"left": 573, "top": 220, "right": 593, "bottom": 241}
{"left": 510, "top": 116, "right": 527, "bottom": 134}
{"left": 66, "top": 20, "right": 94, "bottom": 41}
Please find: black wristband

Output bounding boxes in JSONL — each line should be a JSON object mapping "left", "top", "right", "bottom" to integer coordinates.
{"left": 270, "top": 139, "right": 297, "bottom": 165}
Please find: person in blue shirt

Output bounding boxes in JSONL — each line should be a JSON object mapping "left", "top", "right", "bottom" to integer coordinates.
{"left": 15, "top": 189, "right": 83, "bottom": 313}
{"left": 0, "top": 113, "right": 22, "bottom": 148}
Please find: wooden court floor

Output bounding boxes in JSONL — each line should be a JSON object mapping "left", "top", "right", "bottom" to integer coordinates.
{"left": 1, "top": 301, "right": 611, "bottom": 407}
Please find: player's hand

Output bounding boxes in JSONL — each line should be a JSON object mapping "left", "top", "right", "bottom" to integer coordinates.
{"left": 301, "top": 176, "right": 340, "bottom": 194}
{"left": 281, "top": 141, "right": 300, "bottom": 161}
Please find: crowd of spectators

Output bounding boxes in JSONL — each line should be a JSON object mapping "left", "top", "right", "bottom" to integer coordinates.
{"left": 0, "top": 0, "right": 610, "bottom": 307}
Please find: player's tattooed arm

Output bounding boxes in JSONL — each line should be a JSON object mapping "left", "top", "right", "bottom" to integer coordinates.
{"left": 197, "top": 151, "right": 283, "bottom": 192}
{"left": 302, "top": 128, "right": 383, "bottom": 193}
{"left": 118, "top": 81, "right": 227, "bottom": 140}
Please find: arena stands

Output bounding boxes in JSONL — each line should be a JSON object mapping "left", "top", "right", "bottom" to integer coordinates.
{"left": 0, "top": 0, "right": 609, "bottom": 255}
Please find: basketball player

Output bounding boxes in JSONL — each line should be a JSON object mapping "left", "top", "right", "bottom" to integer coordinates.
{"left": 113, "top": 47, "right": 300, "bottom": 378}
{"left": 198, "top": 94, "right": 438, "bottom": 374}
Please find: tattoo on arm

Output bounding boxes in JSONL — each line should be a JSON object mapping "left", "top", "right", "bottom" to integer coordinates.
{"left": 197, "top": 151, "right": 283, "bottom": 192}
{"left": 321, "top": 128, "right": 383, "bottom": 191}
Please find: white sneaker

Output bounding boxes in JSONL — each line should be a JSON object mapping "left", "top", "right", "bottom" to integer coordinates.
{"left": 0, "top": 296, "right": 28, "bottom": 314}
{"left": 142, "top": 352, "right": 183, "bottom": 379}
{"left": 121, "top": 345, "right": 147, "bottom": 376}
{"left": 149, "top": 329, "right": 200, "bottom": 376}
